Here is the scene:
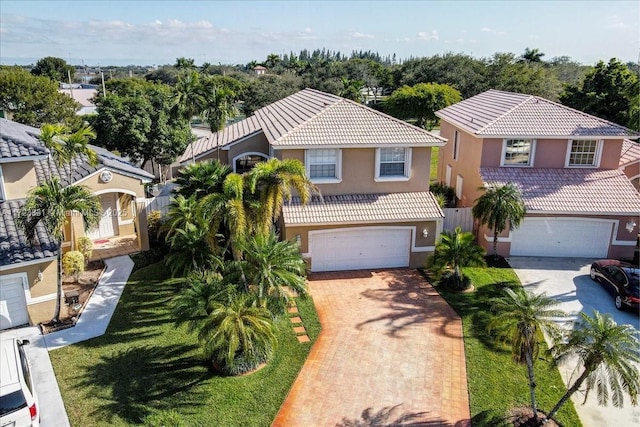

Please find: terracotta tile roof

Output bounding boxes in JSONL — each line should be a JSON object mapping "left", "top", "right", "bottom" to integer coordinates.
{"left": 0, "top": 119, "right": 50, "bottom": 161}
{"left": 282, "top": 192, "right": 444, "bottom": 225}
{"left": 480, "top": 167, "right": 640, "bottom": 215}
{"left": 0, "top": 199, "right": 56, "bottom": 267}
{"left": 436, "top": 89, "right": 637, "bottom": 138}
{"left": 180, "top": 88, "right": 445, "bottom": 162}
{"left": 620, "top": 139, "right": 640, "bottom": 167}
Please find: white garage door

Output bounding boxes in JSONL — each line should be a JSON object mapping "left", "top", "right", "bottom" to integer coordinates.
{"left": 87, "top": 193, "right": 119, "bottom": 240}
{"left": 510, "top": 218, "right": 612, "bottom": 258}
{"left": 0, "top": 277, "right": 29, "bottom": 330}
{"left": 310, "top": 228, "right": 411, "bottom": 272}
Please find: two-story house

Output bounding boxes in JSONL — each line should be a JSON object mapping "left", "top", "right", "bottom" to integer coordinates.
{"left": 0, "top": 118, "right": 153, "bottom": 330}
{"left": 179, "top": 88, "right": 446, "bottom": 272}
{"left": 435, "top": 89, "right": 640, "bottom": 260}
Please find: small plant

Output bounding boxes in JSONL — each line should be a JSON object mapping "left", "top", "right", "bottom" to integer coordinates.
{"left": 62, "top": 251, "right": 85, "bottom": 281}
{"left": 76, "top": 236, "right": 93, "bottom": 266}
{"left": 430, "top": 182, "right": 456, "bottom": 208}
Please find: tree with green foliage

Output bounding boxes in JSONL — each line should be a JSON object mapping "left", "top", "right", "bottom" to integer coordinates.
{"left": 91, "top": 78, "right": 193, "bottom": 169}
{"left": 520, "top": 48, "right": 545, "bottom": 63}
{"left": 545, "top": 311, "right": 640, "bottom": 422}
{"left": 472, "top": 183, "right": 526, "bottom": 257}
{"left": 427, "top": 226, "right": 486, "bottom": 290}
{"left": 489, "top": 288, "right": 566, "bottom": 424}
{"left": 338, "top": 77, "right": 364, "bottom": 102}
{"left": 385, "top": 83, "right": 462, "bottom": 130}
{"left": 201, "top": 80, "right": 238, "bottom": 155}
{"left": 19, "top": 178, "right": 100, "bottom": 323}
{"left": 487, "top": 53, "right": 562, "bottom": 101}
{"left": 174, "top": 160, "right": 231, "bottom": 198}
{"left": 31, "top": 56, "right": 75, "bottom": 82}
{"left": 174, "top": 57, "right": 195, "bottom": 70}
{"left": 173, "top": 70, "right": 206, "bottom": 121}
{"left": 560, "top": 58, "right": 639, "bottom": 130}
{"left": 242, "top": 73, "right": 303, "bottom": 116}
{"left": 0, "top": 67, "right": 80, "bottom": 127}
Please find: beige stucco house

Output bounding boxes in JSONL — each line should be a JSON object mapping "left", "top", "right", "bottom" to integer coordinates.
{"left": 179, "top": 88, "right": 446, "bottom": 272}
{"left": 0, "top": 118, "right": 152, "bottom": 330}
{"left": 435, "top": 89, "right": 640, "bottom": 260}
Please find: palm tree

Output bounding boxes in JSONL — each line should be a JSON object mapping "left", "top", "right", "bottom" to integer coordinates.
{"left": 201, "top": 80, "right": 237, "bottom": 161}
{"left": 173, "top": 70, "right": 205, "bottom": 122}
{"left": 545, "top": 310, "right": 640, "bottom": 422}
{"left": 39, "top": 123, "right": 98, "bottom": 181}
{"left": 165, "top": 222, "right": 223, "bottom": 277}
{"left": 174, "top": 160, "right": 230, "bottom": 198}
{"left": 199, "top": 293, "right": 277, "bottom": 375}
{"left": 472, "top": 183, "right": 526, "bottom": 257}
{"left": 339, "top": 77, "right": 364, "bottom": 102}
{"left": 521, "top": 48, "right": 545, "bottom": 63}
{"left": 247, "top": 158, "right": 317, "bottom": 236}
{"left": 231, "top": 231, "right": 307, "bottom": 314}
{"left": 427, "top": 226, "right": 486, "bottom": 289}
{"left": 18, "top": 178, "right": 100, "bottom": 323}
{"left": 488, "top": 288, "right": 566, "bottom": 424}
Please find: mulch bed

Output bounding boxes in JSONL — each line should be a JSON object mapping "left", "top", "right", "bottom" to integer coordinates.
{"left": 40, "top": 260, "right": 105, "bottom": 334}
{"left": 507, "top": 406, "right": 560, "bottom": 427}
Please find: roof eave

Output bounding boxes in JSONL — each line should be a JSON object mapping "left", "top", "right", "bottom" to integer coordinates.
{"left": 526, "top": 209, "right": 640, "bottom": 216}
{"left": 0, "top": 154, "right": 49, "bottom": 163}
{"left": 272, "top": 142, "right": 446, "bottom": 150}
{"left": 283, "top": 216, "right": 445, "bottom": 227}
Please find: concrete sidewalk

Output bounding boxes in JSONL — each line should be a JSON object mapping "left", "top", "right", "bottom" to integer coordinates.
{"left": 44, "top": 255, "right": 134, "bottom": 350}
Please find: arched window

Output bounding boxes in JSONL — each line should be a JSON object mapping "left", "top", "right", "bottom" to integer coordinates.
{"left": 234, "top": 153, "right": 268, "bottom": 174}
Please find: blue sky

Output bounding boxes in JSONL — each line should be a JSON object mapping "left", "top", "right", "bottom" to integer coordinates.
{"left": 1, "top": 1, "right": 638, "bottom": 66}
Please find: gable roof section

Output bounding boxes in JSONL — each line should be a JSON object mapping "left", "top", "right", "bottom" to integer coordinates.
{"left": 180, "top": 88, "right": 445, "bottom": 162}
{"left": 437, "top": 89, "right": 636, "bottom": 138}
{"left": 620, "top": 139, "right": 640, "bottom": 168}
{"left": 480, "top": 167, "right": 640, "bottom": 215}
{"left": 282, "top": 192, "right": 444, "bottom": 226}
{"left": 0, "top": 119, "right": 50, "bottom": 162}
{"left": 0, "top": 199, "right": 56, "bottom": 267}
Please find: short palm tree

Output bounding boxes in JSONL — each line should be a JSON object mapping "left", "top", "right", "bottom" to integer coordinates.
{"left": 199, "top": 293, "right": 277, "bottom": 375}
{"left": 165, "top": 222, "right": 222, "bottom": 277}
{"left": 247, "top": 158, "right": 317, "bottom": 236}
{"left": 174, "top": 160, "right": 230, "bottom": 198}
{"left": 545, "top": 310, "right": 640, "bottom": 422}
{"left": 472, "top": 183, "right": 526, "bottom": 257}
{"left": 428, "top": 226, "right": 486, "bottom": 289}
{"left": 489, "top": 288, "right": 566, "bottom": 424}
{"left": 18, "top": 178, "right": 100, "bottom": 323}
{"left": 231, "top": 231, "right": 308, "bottom": 314}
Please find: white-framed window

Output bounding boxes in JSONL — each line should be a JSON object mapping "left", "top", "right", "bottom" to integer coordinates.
{"left": 233, "top": 152, "right": 269, "bottom": 174}
{"left": 445, "top": 164, "right": 452, "bottom": 187}
{"left": 453, "top": 130, "right": 460, "bottom": 161}
{"left": 375, "top": 147, "right": 411, "bottom": 181}
{"left": 501, "top": 139, "right": 535, "bottom": 166}
{"left": 305, "top": 149, "right": 341, "bottom": 183}
{"left": 455, "top": 174, "right": 463, "bottom": 200}
{"left": 565, "top": 140, "right": 602, "bottom": 167}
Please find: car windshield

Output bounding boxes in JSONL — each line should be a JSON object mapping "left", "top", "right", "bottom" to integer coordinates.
{"left": 623, "top": 268, "right": 640, "bottom": 295}
{"left": 0, "top": 390, "right": 27, "bottom": 416}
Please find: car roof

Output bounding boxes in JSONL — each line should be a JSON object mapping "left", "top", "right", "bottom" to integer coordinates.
{"left": 0, "top": 338, "right": 21, "bottom": 391}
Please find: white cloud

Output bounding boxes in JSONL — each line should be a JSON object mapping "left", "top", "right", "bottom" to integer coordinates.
{"left": 480, "top": 27, "right": 506, "bottom": 35}
{"left": 416, "top": 30, "right": 438, "bottom": 41}
{"left": 606, "top": 15, "right": 630, "bottom": 29}
{"left": 351, "top": 31, "right": 374, "bottom": 39}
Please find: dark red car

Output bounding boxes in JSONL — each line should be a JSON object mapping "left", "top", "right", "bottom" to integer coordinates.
{"left": 590, "top": 260, "right": 640, "bottom": 311}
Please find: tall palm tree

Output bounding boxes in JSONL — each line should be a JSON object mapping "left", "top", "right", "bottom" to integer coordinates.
{"left": 39, "top": 123, "right": 98, "bottom": 182}
{"left": 173, "top": 70, "right": 205, "bottom": 122}
{"left": 18, "top": 178, "right": 100, "bottom": 323}
{"left": 472, "top": 183, "right": 526, "bottom": 257}
{"left": 231, "top": 231, "right": 307, "bottom": 314}
{"left": 488, "top": 288, "right": 566, "bottom": 424}
{"left": 201, "top": 80, "right": 237, "bottom": 161}
{"left": 427, "top": 226, "right": 486, "bottom": 288}
{"left": 545, "top": 310, "right": 640, "bottom": 422}
{"left": 247, "top": 158, "right": 317, "bottom": 236}
{"left": 174, "top": 159, "right": 230, "bottom": 198}
{"left": 199, "top": 293, "right": 277, "bottom": 375}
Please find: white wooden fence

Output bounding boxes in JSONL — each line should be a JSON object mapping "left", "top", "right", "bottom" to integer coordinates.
{"left": 443, "top": 207, "right": 473, "bottom": 232}
{"left": 145, "top": 196, "right": 171, "bottom": 216}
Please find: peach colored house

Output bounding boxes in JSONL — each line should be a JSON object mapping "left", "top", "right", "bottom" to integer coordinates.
{"left": 620, "top": 139, "right": 640, "bottom": 192}
{"left": 180, "top": 89, "right": 446, "bottom": 272}
{"left": 435, "top": 89, "right": 640, "bottom": 260}
{"left": 0, "top": 118, "right": 152, "bottom": 330}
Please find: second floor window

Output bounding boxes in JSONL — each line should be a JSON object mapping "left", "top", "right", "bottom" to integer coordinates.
{"left": 453, "top": 131, "right": 460, "bottom": 160}
{"left": 306, "top": 149, "right": 341, "bottom": 182}
{"left": 503, "top": 139, "right": 534, "bottom": 166}
{"left": 376, "top": 147, "right": 411, "bottom": 180}
{"left": 567, "top": 140, "right": 601, "bottom": 167}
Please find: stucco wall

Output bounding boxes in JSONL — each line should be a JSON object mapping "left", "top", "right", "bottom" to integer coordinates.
{"left": 2, "top": 259, "right": 57, "bottom": 325}
{"left": 77, "top": 169, "right": 146, "bottom": 198}
{"left": 2, "top": 161, "right": 38, "bottom": 199}
{"left": 226, "top": 133, "right": 270, "bottom": 170}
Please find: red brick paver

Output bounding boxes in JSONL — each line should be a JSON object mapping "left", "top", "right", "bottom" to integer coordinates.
{"left": 273, "top": 269, "right": 471, "bottom": 427}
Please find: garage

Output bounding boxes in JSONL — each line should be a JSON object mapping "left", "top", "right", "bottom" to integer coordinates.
{"left": 310, "top": 227, "right": 411, "bottom": 272}
{"left": 0, "top": 276, "right": 29, "bottom": 330}
{"left": 510, "top": 218, "right": 612, "bottom": 258}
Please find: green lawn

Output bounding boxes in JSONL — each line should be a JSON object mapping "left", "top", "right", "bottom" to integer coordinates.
{"left": 430, "top": 146, "right": 439, "bottom": 182}
{"left": 49, "top": 263, "right": 320, "bottom": 427}
{"left": 433, "top": 267, "right": 582, "bottom": 426}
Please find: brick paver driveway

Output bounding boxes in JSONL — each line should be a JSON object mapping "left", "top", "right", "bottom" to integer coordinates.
{"left": 273, "top": 269, "right": 470, "bottom": 427}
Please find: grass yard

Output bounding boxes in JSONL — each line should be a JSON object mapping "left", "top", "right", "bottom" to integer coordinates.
{"left": 49, "top": 262, "right": 320, "bottom": 427}
{"left": 430, "top": 146, "right": 439, "bottom": 182}
{"left": 434, "top": 266, "right": 582, "bottom": 426}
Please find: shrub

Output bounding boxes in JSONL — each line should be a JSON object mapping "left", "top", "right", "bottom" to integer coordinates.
{"left": 76, "top": 237, "right": 93, "bottom": 265}
{"left": 438, "top": 270, "right": 472, "bottom": 292}
{"left": 430, "top": 182, "right": 456, "bottom": 208}
{"left": 62, "top": 251, "right": 85, "bottom": 280}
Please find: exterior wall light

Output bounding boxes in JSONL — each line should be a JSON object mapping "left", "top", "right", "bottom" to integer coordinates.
{"left": 296, "top": 234, "right": 302, "bottom": 245}
{"left": 422, "top": 229, "right": 429, "bottom": 238}
{"left": 37, "top": 269, "right": 43, "bottom": 282}
{"left": 626, "top": 220, "right": 637, "bottom": 234}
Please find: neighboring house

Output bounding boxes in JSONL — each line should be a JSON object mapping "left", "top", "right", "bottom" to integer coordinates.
{"left": 253, "top": 66, "right": 267, "bottom": 75}
{"left": 179, "top": 88, "right": 446, "bottom": 272}
{"left": 435, "top": 89, "right": 640, "bottom": 260}
{"left": 59, "top": 88, "right": 98, "bottom": 115}
{"left": 0, "top": 118, "right": 153, "bottom": 330}
{"left": 620, "top": 139, "right": 640, "bottom": 192}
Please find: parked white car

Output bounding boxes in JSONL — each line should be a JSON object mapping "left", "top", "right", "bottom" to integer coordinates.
{"left": 0, "top": 338, "right": 39, "bottom": 427}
